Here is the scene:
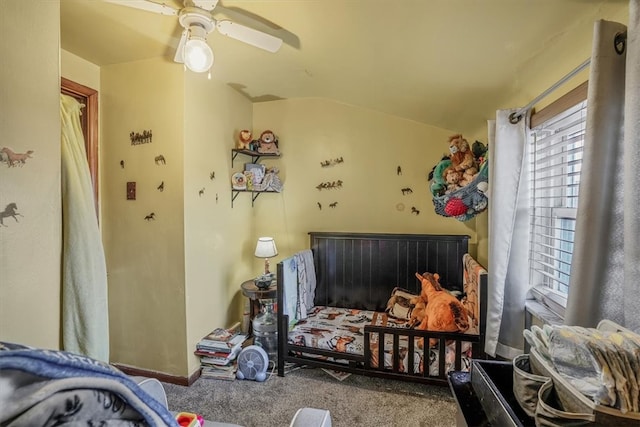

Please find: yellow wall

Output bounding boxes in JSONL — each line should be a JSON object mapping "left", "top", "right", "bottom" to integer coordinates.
{"left": 57, "top": 52, "right": 257, "bottom": 376}
{"left": 0, "top": 0, "right": 62, "bottom": 349}
{"left": 61, "top": 49, "right": 100, "bottom": 92}
{"left": 252, "top": 98, "right": 479, "bottom": 259}
{"left": 183, "top": 74, "right": 254, "bottom": 375}
{"left": 486, "top": 1, "right": 629, "bottom": 120}
{"left": 101, "top": 58, "right": 188, "bottom": 375}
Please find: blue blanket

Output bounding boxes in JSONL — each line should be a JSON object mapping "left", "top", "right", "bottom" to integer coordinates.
{"left": 0, "top": 342, "right": 177, "bottom": 426}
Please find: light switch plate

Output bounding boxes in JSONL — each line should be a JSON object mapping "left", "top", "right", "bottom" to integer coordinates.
{"left": 127, "top": 182, "right": 136, "bottom": 200}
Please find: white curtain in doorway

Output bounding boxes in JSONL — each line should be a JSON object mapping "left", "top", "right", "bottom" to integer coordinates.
{"left": 565, "top": 4, "right": 640, "bottom": 332}
{"left": 61, "top": 94, "right": 109, "bottom": 361}
{"left": 486, "top": 110, "right": 530, "bottom": 358}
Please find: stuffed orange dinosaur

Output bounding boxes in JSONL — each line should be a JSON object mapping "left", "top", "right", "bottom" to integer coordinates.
{"left": 415, "top": 272, "right": 470, "bottom": 348}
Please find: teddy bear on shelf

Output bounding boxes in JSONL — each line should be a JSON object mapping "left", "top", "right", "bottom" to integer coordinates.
{"left": 237, "top": 129, "right": 252, "bottom": 150}
{"left": 257, "top": 130, "right": 280, "bottom": 155}
{"left": 447, "top": 134, "right": 477, "bottom": 186}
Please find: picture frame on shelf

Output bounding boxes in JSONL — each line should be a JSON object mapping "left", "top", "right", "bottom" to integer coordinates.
{"left": 244, "top": 171, "right": 254, "bottom": 191}
{"left": 244, "top": 163, "right": 265, "bottom": 185}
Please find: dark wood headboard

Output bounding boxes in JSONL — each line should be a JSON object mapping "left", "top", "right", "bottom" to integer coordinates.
{"left": 309, "top": 232, "right": 470, "bottom": 311}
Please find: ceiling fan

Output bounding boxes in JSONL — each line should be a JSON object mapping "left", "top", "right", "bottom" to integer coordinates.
{"left": 103, "top": 0, "right": 283, "bottom": 73}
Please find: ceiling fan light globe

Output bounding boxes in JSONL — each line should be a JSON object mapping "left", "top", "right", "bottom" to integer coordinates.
{"left": 184, "top": 39, "right": 214, "bottom": 73}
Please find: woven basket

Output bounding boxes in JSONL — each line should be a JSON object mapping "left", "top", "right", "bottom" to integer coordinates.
{"left": 431, "top": 159, "right": 488, "bottom": 222}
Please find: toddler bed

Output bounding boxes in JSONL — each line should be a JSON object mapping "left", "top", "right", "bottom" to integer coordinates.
{"left": 276, "top": 232, "right": 487, "bottom": 385}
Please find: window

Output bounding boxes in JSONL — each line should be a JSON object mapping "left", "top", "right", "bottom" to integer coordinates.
{"left": 528, "top": 88, "right": 587, "bottom": 309}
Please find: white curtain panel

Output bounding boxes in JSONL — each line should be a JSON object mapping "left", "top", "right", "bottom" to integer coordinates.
{"left": 61, "top": 94, "right": 110, "bottom": 361}
{"left": 486, "top": 110, "right": 530, "bottom": 358}
{"left": 625, "top": 0, "right": 640, "bottom": 333}
{"left": 565, "top": 3, "right": 640, "bottom": 333}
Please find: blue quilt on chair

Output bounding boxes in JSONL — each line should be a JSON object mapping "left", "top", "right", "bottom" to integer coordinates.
{"left": 0, "top": 342, "right": 177, "bottom": 426}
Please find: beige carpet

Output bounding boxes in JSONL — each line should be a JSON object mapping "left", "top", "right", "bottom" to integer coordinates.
{"left": 163, "top": 365, "right": 458, "bottom": 427}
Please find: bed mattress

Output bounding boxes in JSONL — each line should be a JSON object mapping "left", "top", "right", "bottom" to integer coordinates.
{"left": 288, "top": 306, "right": 474, "bottom": 375}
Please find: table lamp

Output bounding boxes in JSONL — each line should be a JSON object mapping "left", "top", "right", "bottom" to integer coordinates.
{"left": 254, "top": 237, "right": 278, "bottom": 287}
{"left": 251, "top": 238, "right": 278, "bottom": 358}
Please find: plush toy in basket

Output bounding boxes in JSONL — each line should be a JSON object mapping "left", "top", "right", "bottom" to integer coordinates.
{"left": 429, "top": 135, "right": 488, "bottom": 221}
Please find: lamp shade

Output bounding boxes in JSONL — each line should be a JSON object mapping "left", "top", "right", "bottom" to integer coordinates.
{"left": 184, "top": 25, "right": 214, "bottom": 73}
{"left": 255, "top": 237, "right": 278, "bottom": 258}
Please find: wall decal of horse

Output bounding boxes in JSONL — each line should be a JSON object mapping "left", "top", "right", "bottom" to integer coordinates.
{"left": 0, "top": 203, "right": 23, "bottom": 226}
{"left": 1, "top": 147, "right": 34, "bottom": 167}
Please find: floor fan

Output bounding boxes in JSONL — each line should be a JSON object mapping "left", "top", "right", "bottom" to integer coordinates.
{"left": 236, "top": 345, "right": 269, "bottom": 382}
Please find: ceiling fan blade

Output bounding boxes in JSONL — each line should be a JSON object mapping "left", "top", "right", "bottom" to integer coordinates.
{"left": 216, "top": 20, "right": 283, "bottom": 53}
{"left": 192, "top": 0, "right": 219, "bottom": 11}
{"left": 102, "top": 0, "right": 179, "bottom": 16}
{"left": 174, "top": 29, "right": 188, "bottom": 63}
{"left": 214, "top": 4, "right": 300, "bottom": 49}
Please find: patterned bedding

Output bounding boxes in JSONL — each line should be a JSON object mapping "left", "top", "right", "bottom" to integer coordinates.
{"left": 288, "top": 306, "right": 474, "bottom": 375}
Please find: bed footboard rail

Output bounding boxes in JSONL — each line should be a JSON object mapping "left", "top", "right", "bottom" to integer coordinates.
{"left": 364, "top": 325, "right": 479, "bottom": 382}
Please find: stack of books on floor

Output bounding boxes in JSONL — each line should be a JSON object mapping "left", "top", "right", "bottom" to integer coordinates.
{"left": 195, "top": 322, "right": 247, "bottom": 381}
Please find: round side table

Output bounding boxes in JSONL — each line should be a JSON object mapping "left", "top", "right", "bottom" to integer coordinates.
{"left": 241, "top": 279, "right": 277, "bottom": 335}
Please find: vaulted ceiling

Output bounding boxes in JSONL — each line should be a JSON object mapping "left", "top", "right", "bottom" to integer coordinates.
{"left": 60, "top": 0, "right": 627, "bottom": 133}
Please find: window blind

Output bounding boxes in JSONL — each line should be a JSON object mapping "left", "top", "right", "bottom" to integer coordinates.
{"left": 529, "top": 100, "right": 587, "bottom": 295}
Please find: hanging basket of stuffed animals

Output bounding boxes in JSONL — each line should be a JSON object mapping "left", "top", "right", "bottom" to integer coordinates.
{"left": 428, "top": 135, "right": 489, "bottom": 222}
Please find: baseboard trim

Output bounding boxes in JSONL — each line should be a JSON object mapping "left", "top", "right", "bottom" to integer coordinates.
{"left": 113, "top": 363, "right": 201, "bottom": 386}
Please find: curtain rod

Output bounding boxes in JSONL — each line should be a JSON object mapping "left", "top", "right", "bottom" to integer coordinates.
{"left": 509, "top": 30, "right": 628, "bottom": 124}
{"left": 508, "top": 58, "right": 590, "bottom": 124}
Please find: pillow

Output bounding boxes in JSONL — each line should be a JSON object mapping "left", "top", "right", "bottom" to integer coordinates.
{"left": 385, "top": 287, "right": 419, "bottom": 321}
